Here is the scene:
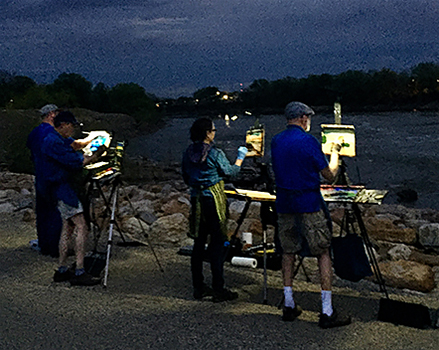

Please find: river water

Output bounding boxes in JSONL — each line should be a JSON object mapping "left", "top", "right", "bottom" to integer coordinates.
{"left": 129, "top": 111, "right": 439, "bottom": 210}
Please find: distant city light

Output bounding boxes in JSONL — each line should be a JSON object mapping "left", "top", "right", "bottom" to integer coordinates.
{"left": 231, "top": 115, "right": 238, "bottom": 121}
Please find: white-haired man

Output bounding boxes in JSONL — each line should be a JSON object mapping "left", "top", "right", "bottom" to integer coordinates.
{"left": 27, "top": 104, "right": 62, "bottom": 257}
{"left": 271, "top": 101, "right": 351, "bottom": 328}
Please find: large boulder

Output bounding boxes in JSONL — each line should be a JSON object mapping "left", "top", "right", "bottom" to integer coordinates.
{"left": 410, "top": 250, "right": 439, "bottom": 266}
{"left": 418, "top": 223, "right": 439, "bottom": 249}
{"left": 160, "top": 196, "right": 190, "bottom": 218}
{"left": 387, "top": 244, "right": 413, "bottom": 261}
{"left": 122, "top": 185, "right": 157, "bottom": 202}
{"left": 363, "top": 216, "right": 417, "bottom": 244}
{"left": 228, "top": 200, "right": 261, "bottom": 222}
{"left": 153, "top": 192, "right": 185, "bottom": 213}
{"left": 0, "top": 172, "right": 34, "bottom": 192}
{"left": 0, "top": 189, "right": 33, "bottom": 213}
{"left": 119, "top": 199, "right": 154, "bottom": 217}
{"left": 374, "top": 204, "right": 421, "bottom": 221}
{"left": 121, "top": 216, "right": 150, "bottom": 238}
{"left": 0, "top": 197, "right": 15, "bottom": 213}
{"left": 238, "top": 218, "right": 263, "bottom": 238}
{"left": 377, "top": 260, "right": 435, "bottom": 293}
{"left": 149, "top": 213, "right": 189, "bottom": 245}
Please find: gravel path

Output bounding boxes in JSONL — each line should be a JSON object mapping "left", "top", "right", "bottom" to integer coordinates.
{"left": 1, "top": 212, "right": 439, "bottom": 350}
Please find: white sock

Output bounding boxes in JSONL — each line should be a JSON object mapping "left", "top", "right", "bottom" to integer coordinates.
{"left": 284, "top": 286, "right": 295, "bottom": 308}
{"left": 321, "top": 290, "right": 333, "bottom": 316}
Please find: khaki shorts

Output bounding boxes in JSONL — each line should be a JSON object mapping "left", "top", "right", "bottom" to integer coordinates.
{"left": 58, "top": 200, "right": 83, "bottom": 220}
{"left": 278, "top": 210, "right": 332, "bottom": 256}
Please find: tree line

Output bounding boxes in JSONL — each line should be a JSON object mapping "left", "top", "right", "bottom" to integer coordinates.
{"left": 1, "top": 62, "right": 439, "bottom": 119}
{"left": 0, "top": 71, "right": 160, "bottom": 124}
{"left": 240, "top": 62, "right": 439, "bottom": 112}
{"left": 175, "top": 62, "right": 439, "bottom": 114}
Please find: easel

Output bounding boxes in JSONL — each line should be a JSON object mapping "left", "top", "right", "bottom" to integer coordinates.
{"left": 87, "top": 171, "right": 164, "bottom": 288}
{"left": 225, "top": 189, "right": 281, "bottom": 304}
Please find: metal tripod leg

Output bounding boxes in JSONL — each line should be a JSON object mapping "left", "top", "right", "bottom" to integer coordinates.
{"left": 103, "top": 184, "right": 118, "bottom": 288}
{"left": 263, "top": 228, "right": 268, "bottom": 304}
{"left": 118, "top": 184, "right": 164, "bottom": 273}
{"left": 352, "top": 203, "right": 388, "bottom": 298}
{"left": 96, "top": 179, "right": 127, "bottom": 244}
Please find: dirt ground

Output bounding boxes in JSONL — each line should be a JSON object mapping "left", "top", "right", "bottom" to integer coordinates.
{"left": 1, "top": 212, "right": 439, "bottom": 350}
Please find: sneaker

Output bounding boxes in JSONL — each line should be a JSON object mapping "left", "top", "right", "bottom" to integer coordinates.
{"left": 212, "top": 288, "right": 238, "bottom": 302}
{"left": 194, "top": 285, "right": 214, "bottom": 300}
{"left": 53, "top": 269, "right": 71, "bottom": 282}
{"left": 282, "top": 305, "right": 303, "bottom": 322}
{"left": 318, "top": 310, "right": 351, "bottom": 329}
{"left": 70, "top": 271, "right": 101, "bottom": 286}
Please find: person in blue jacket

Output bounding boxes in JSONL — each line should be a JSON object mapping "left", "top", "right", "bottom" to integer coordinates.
{"left": 182, "top": 118, "right": 248, "bottom": 302}
{"left": 42, "top": 111, "right": 104, "bottom": 286}
{"left": 27, "top": 104, "right": 63, "bottom": 257}
{"left": 271, "top": 101, "right": 351, "bottom": 328}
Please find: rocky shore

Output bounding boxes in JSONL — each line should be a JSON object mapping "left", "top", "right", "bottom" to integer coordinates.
{"left": 2, "top": 170, "right": 439, "bottom": 349}
{"left": 3, "top": 170, "right": 439, "bottom": 296}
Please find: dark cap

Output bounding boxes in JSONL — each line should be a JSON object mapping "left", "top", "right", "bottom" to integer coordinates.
{"left": 285, "top": 101, "right": 315, "bottom": 120}
{"left": 54, "top": 111, "right": 80, "bottom": 127}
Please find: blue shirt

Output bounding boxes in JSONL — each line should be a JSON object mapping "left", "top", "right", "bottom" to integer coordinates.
{"left": 271, "top": 125, "right": 328, "bottom": 213}
{"left": 41, "top": 131, "right": 84, "bottom": 207}
{"left": 27, "top": 123, "right": 57, "bottom": 188}
{"left": 182, "top": 142, "right": 241, "bottom": 197}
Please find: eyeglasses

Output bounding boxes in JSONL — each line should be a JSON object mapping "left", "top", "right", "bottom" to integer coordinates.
{"left": 211, "top": 128, "right": 217, "bottom": 132}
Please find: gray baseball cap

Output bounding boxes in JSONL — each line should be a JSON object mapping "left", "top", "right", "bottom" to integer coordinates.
{"left": 40, "top": 104, "right": 59, "bottom": 116}
{"left": 284, "top": 101, "right": 315, "bottom": 119}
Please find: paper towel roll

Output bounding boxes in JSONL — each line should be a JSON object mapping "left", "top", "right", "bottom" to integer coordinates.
{"left": 231, "top": 256, "right": 258, "bottom": 268}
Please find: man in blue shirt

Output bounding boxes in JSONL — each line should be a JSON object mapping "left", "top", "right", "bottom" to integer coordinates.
{"left": 27, "top": 104, "right": 63, "bottom": 257}
{"left": 42, "top": 111, "right": 104, "bottom": 286}
{"left": 271, "top": 102, "right": 351, "bottom": 328}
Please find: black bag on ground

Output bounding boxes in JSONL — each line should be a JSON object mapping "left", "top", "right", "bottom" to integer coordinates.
{"left": 331, "top": 233, "right": 373, "bottom": 282}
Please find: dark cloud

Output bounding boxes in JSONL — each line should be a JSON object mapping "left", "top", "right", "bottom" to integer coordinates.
{"left": 1, "top": 0, "right": 438, "bottom": 97}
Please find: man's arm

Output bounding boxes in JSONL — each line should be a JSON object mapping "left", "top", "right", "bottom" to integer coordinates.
{"left": 320, "top": 143, "right": 342, "bottom": 183}
{"left": 72, "top": 131, "right": 111, "bottom": 151}
{"left": 82, "top": 146, "right": 106, "bottom": 166}
{"left": 71, "top": 138, "right": 93, "bottom": 151}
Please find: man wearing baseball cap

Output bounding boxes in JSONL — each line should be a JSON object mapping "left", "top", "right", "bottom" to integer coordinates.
{"left": 271, "top": 101, "right": 351, "bottom": 328}
{"left": 42, "top": 111, "right": 105, "bottom": 286}
{"left": 27, "top": 104, "right": 62, "bottom": 257}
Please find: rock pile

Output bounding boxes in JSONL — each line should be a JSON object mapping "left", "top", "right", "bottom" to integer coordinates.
{"left": 2, "top": 171, "right": 439, "bottom": 294}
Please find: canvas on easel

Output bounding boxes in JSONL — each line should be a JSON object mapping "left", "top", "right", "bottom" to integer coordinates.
{"left": 82, "top": 131, "right": 112, "bottom": 157}
{"left": 245, "top": 127, "right": 265, "bottom": 157}
{"left": 321, "top": 124, "right": 356, "bottom": 157}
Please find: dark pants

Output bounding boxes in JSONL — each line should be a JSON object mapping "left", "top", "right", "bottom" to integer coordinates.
{"left": 191, "top": 195, "right": 225, "bottom": 292}
{"left": 36, "top": 190, "right": 62, "bottom": 257}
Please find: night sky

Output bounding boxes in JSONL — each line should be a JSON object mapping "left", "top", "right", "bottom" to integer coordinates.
{"left": 1, "top": 0, "right": 438, "bottom": 97}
